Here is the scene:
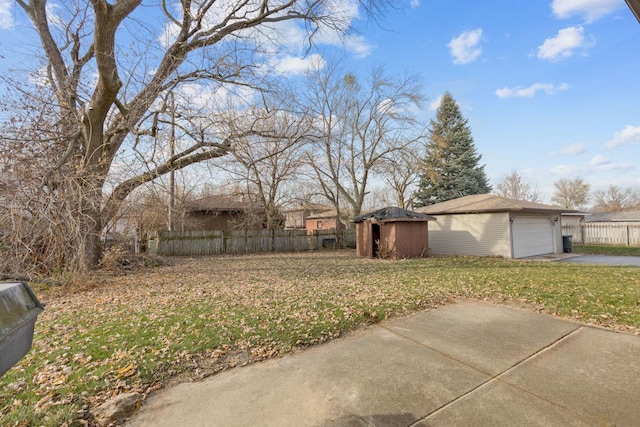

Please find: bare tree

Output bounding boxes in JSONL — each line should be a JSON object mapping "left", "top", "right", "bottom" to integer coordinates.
{"left": 303, "top": 61, "right": 426, "bottom": 217}
{"left": 551, "top": 178, "right": 590, "bottom": 209}
{"left": 378, "top": 146, "right": 422, "bottom": 209}
{"left": 2, "top": 0, "right": 393, "bottom": 272}
{"left": 494, "top": 170, "right": 541, "bottom": 203}
{"left": 592, "top": 185, "right": 640, "bottom": 211}
{"left": 220, "top": 101, "right": 313, "bottom": 230}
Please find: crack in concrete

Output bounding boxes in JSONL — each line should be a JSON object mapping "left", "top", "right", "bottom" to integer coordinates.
{"left": 377, "top": 323, "right": 583, "bottom": 426}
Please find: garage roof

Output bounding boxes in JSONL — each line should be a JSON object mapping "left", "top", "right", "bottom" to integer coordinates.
{"left": 415, "top": 194, "right": 577, "bottom": 215}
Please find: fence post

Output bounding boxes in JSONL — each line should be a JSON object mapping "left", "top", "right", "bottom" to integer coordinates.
{"left": 627, "top": 226, "right": 631, "bottom": 246}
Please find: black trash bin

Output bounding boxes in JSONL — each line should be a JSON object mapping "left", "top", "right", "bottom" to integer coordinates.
{"left": 0, "top": 282, "right": 45, "bottom": 377}
{"left": 562, "top": 235, "right": 573, "bottom": 253}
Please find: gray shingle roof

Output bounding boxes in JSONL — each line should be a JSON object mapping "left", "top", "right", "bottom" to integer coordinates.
{"left": 351, "top": 207, "right": 436, "bottom": 223}
{"left": 184, "top": 196, "right": 248, "bottom": 212}
{"left": 586, "top": 211, "right": 640, "bottom": 222}
{"left": 415, "top": 194, "right": 577, "bottom": 215}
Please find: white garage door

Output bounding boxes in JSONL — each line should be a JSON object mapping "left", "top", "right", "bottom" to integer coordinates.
{"left": 512, "top": 217, "right": 553, "bottom": 258}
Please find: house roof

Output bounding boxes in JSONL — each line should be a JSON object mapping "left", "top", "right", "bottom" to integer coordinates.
{"left": 351, "top": 207, "right": 436, "bottom": 223}
{"left": 284, "top": 203, "right": 333, "bottom": 213}
{"left": 586, "top": 211, "right": 640, "bottom": 222}
{"left": 561, "top": 212, "right": 590, "bottom": 217}
{"left": 305, "top": 209, "right": 349, "bottom": 220}
{"left": 415, "top": 194, "right": 577, "bottom": 215}
{"left": 184, "top": 195, "right": 248, "bottom": 212}
{"left": 627, "top": 0, "right": 640, "bottom": 23}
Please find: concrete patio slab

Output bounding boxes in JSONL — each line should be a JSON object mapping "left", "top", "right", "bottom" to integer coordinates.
{"left": 382, "top": 301, "right": 579, "bottom": 375}
{"left": 500, "top": 326, "right": 640, "bottom": 426}
{"left": 127, "top": 326, "right": 489, "bottom": 427}
{"left": 125, "top": 301, "right": 640, "bottom": 427}
{"left": 415, "top": 380, "right": 588, "bottom": 427}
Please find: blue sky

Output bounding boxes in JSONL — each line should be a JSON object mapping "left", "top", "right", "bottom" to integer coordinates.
{"left": 351, "top": 0, "right": 640, "bottom": 202}
{"left": 0, "top": 0, "right": 638, "bottom": 205}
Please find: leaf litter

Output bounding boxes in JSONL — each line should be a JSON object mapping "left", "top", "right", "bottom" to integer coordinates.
{"left": 1, "top": 250, "right": 639, "bottom": 426}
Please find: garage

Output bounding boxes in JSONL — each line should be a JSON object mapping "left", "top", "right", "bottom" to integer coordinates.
{"left": 512, "top": 216, "right": 554, "bottom": 258}
{"left": 416, "top": 194, "right": 575, "bottom": 259}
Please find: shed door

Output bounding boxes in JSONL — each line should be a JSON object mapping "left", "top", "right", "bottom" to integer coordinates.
{"left": 512, "top": 217, "right": 553, "bottom": 258}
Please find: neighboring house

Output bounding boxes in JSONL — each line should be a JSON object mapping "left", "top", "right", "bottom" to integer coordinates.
{"left": 415, "top": 194, "right": 576, "bottom": 259}
{"left": 304, "top": 209, "right": 347, "bottom": 234}
{"left": 284, "top": 203, "right": 333, "bottom": 230}
{"left": 352, "top": 207, "right": 435, "bottom": 260}
{"left": 585, "top": 211, "right": 640, "bottom": 222}
{"left": 561, "top": 212, "right": 590, "bottom": 226}
{"left": 567, "top": 210, "right": 640, "bottom": 246}
{"left": 103, "top": 214, "right": 136, "bottom": 238}
{"left": 183, "top": 195, "right": 250, "bottom": 231}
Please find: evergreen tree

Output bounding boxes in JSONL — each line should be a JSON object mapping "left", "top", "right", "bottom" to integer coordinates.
{"left": 414, "top": 92, "right": 491, "bottom": 206}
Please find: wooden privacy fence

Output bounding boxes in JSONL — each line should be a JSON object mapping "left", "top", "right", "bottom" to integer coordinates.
{"left": 150, "top": 229, "right": 356, "bottom": 256}
{"left": 562, "top": 223, "right": 640, "bottom": 246}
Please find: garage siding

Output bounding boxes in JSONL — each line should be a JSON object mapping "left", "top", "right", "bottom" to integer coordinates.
{"left": 428, "top": 213, "right": 511, "bottom": 257}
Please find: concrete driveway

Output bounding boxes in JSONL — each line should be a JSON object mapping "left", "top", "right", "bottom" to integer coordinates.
{"left": 560, "top": 254, "right": 640, "bottom": 266}
{"left": 126, "top": 301, "right": 640, "bottom": 427}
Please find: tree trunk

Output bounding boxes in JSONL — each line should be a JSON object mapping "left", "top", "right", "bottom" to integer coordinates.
{"left": 80, "top": 216, "right": 102, "bottom": 272}
{"left": 76, "top": 171, "right": 107, "bottom": 272}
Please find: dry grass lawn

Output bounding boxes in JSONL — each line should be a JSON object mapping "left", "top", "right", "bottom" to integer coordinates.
{"left": 2, "top": 250, "right": 639, "bottom": 426}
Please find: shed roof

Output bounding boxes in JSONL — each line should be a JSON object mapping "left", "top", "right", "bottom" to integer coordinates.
{"left": 351, "top": 207, "right": 436, "bottom": 223}
{"left": 415, "top": 194, "right": 577, "bottom": 215}
{"left": 586, "top": 211, "right": 640, "bottom": 222}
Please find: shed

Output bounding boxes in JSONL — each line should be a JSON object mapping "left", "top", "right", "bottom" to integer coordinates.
{"left": 351, "top": 207, "right": 436, "bottom": 260}
{"left": 415, "top": 194, "right": 577, "bottom": 259}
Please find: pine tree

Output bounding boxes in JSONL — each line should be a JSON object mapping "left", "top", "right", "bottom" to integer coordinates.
{"left": 414, "top": 92, "right": 491, "bottom": 206}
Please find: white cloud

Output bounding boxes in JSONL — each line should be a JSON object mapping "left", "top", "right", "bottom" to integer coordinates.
{"left": 550, "top": 158, "right": 634, "bottom": 175}
{"left": 342, "top": 34, "right": 375, "bottom": 58}
{"left": 411, "top": 0, "right": 421, "bottom": 7}
{"left": 287, "top": 0, "right": 374, "bottom": 58}
{"left": 605, "top": 125, "right": 640, "bottom": 148}
{"left": 0, "top": 0, "right": 13, "bottom": 30}
{"left": 495, "top": 82, "right": 569, "bottom": 98}
{"left": 590, "top": 154, "right": 610, "bottom": 166}
{"left": 429, "top": 95, "right": 443, "bottom": 111}
{"left": 271, "top": 54, "right": 325, "bottom": 75}
{"left": 589, "top": 154, "right": 633, "bottom": 171}
{"left": 551, "top": 0, "right": 623, "bottom": 23}
{"left": 158, "top": 0, "right": 372, "bottom": 62}
{"left": 447, "top": 28, "right": 483, "bottom": 65}
{"left": 550, "top": 165, "right": 581, "bottom": 175}
{"left": 28, "top": 66, "right": 51, "bottom": 87}
{"left": 178, "top": 82, "right": 256, "bottom": 111}
{"left": 597, "top": 162, "right": 634, "bottom": 172}
{"left": 537, "top": 26, "right": 593, "bottom": 61}
{"left": 561, "top": 143, "right": 587, "bottom": 155}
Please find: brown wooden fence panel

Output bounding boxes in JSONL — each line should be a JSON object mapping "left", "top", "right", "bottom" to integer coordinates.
{"left": 155, "top": 229, "right": 356, "bottom": 256}
{"left": 561, "top": 223, "right": 640, "bottom": 246}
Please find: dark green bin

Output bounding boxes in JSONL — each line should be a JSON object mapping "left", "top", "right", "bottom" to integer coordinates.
{"left": 0, "top": 282, "right": 45, "bottom": 377}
